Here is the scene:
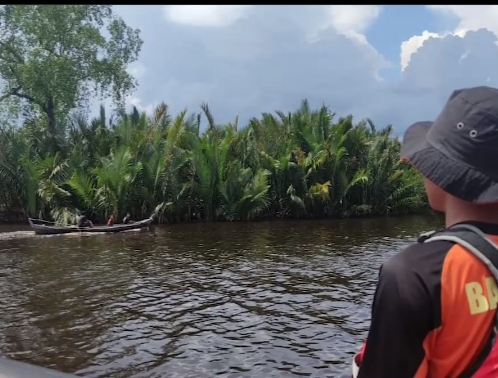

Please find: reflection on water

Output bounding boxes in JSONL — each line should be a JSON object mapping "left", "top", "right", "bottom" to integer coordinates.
{"left": 0, "top": 215, "right": 443, "bottom": 377}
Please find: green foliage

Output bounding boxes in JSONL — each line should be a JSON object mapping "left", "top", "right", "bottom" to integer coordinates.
{"left": 0, "top": 100, "right": 429, "bottom": 224}
{"left": 0, "top": 5, "right": 142, "bottom": 136}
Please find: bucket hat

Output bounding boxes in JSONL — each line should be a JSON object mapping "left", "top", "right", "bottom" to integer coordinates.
{"left": 401, "top": 86, "right": 498, "bottom": 204}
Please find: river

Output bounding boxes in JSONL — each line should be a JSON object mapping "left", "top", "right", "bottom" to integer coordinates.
{"left": 0, "top": 215, "right": 442, "bottom": 378}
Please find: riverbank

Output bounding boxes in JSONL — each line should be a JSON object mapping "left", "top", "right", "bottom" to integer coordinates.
{"left": 0, "top": 208, "right": 434, "bottom": 226}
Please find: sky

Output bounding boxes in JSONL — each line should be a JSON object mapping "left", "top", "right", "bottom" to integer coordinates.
{"left": 95, "top": 5, "right": 498, "bottom": 135}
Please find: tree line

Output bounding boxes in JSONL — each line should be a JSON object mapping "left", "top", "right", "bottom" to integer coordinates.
{"left": 0, "top": 5, "right": 429, "bottom": 224}
{"left": 0, "top": 100, "right": 429, "bottom": 224}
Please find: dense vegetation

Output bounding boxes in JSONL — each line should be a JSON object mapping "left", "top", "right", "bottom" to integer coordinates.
{"left": 0, "top": 5, "right": 429, "bottom": 225}
{"left": 0, "top": 100, "right": 429, "bottom": 224}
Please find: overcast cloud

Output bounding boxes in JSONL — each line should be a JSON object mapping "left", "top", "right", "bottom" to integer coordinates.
{"left": 95, "top": 5, "right": 498, "bottom": 134}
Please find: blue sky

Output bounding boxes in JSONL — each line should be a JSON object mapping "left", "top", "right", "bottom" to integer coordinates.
{"left": 94, "top": 5, "right": 498, "bottom": 135}
{"left": 367, "top": 5, "right": 447, "bottom": 82}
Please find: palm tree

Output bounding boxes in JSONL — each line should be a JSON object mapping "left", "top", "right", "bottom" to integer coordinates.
{"left": 0, "top": 99, "right": 429, "bottom": 224}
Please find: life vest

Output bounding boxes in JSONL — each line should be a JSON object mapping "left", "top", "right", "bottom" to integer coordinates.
{"left": 422, "top": 224, "right": 498, "bottom": 378}
{"left": 352, "top": 223, "right": 498, "bottom": 378}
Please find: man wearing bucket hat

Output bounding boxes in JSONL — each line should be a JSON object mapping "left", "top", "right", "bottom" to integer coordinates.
{"left": 353, "top": 86, "right": 498, "bottom": 378}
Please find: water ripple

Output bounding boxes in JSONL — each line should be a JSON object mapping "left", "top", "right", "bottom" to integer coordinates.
{"left": 0, "top": 216, "right": 442, "bottom": 377}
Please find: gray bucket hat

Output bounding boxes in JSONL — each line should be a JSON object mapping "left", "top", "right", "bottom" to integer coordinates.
{"left": 401, "top": 86, "right": 498, "bottom": 204}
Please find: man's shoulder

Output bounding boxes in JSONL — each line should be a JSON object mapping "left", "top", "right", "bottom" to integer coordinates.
{"left": 381, "top": 237, "right": 456, "bottom": 281}
{"left": 371, "top": 238, "right": 456, "bottom": 317}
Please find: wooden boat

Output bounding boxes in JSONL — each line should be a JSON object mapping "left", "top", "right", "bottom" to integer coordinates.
{"left": 28, "top": 217, "right": 154, "bottom": 236}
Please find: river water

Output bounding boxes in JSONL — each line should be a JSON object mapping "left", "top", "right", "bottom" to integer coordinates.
{"left": 0, "top": 215, "right": 442, "bottom": 378}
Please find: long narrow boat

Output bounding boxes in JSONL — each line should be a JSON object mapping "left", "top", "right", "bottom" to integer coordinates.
{"left": 28, "top": 217, "right": 154, "bottom": 235}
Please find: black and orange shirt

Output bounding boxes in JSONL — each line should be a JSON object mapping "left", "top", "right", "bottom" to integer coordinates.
{"left": 357, "top": 221, "right": 498, "bottom": 378}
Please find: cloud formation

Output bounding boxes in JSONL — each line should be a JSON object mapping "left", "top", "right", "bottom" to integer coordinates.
{"left": 101, "top": 5, "right": 498, "bottom": 135}
{"left": 163, "top": 5, "right": 251, "bottom": 28}
{"left": 400, "top": 6, "right": 498, "bottom": 70}
{"left": 325, "top": 5, "right": 381, "bottom": 43}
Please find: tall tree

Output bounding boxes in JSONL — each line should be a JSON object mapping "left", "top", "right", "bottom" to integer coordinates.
{"left": 0, "top": 5, "right": 142, "bottom": 137}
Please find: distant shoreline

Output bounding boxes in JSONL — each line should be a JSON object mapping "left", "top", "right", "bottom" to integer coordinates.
{"left": 0, "top": 209, "right": 435, "bottom": 227}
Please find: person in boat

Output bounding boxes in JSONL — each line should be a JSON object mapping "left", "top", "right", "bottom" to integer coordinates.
{"left": 76, "top": 211, "right": 93, "bottom": 228}
{"left": 107, "top": 213, "right": 115, "bottom": 227}
{"left": 353, "top": 86, "right": 498, "bottom": 378}
{"left": 122, "top": 212, "right": 133, "bottom": 224}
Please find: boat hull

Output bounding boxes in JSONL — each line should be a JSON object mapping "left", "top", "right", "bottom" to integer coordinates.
{"left": 0, "top": 356, "right": 78, "bottom": 377}
{"left": 28, "top": 218, "right": 154, "bottom": 236}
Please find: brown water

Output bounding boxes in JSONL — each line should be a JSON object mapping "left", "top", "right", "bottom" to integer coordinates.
{"left": 0, "top": 215, "right": 442, "bottom": 378}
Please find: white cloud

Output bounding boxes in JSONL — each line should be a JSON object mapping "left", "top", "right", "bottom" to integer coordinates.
{"left": 400, "top": 29, "right": 470, "bottom": 73}
{"left": 163, "top": 5, "right": 252, "bottom": 27}
{"left": 89, "top": 94, "right": 155, "bottom": 120}
{"left": 126, "top": 62, "right": 146, "bottom": 80}
{"left": 106, "top": 5, "right": 498, "bottom": 136}
{"left": 125, "top": 96, "right": 155, "bottom": 115}
{"left": 88, "top": 60, "right": 153, "bottom": 120}
{"left": 326, "top": 5, "right": 381, "bottom": 43}
{"left": 400, "top": 28, "right": 498, "bottom": 105}
{"left": 428, "top": 6, "right": 498, "bottom": 36}
{"left": 400, "top": 6, "right": 498, "bottom": 71}
{"left": 400, "top": 31, "right": 440, "bottom": 71}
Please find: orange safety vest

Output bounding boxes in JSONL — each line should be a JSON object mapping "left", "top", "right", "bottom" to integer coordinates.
{"left": 353, "top": 223, "right": 498, "bottom": 378}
